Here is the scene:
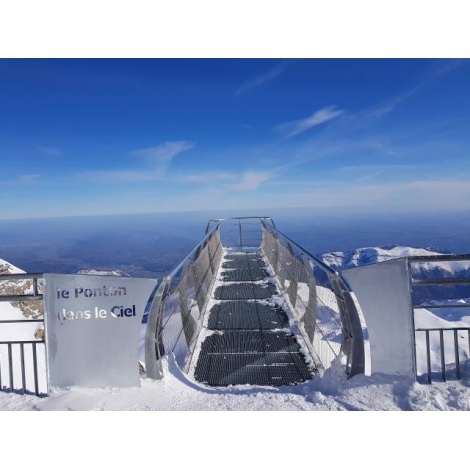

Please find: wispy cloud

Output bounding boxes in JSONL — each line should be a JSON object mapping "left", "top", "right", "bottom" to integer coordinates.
{"left": 177, "top": 172, "right": 236, "bottom": 184}
{"left": 230, "top": 170, "right": 276, "bottom": 191}
{"left": 369, "top": 60, "right": 468, "bottom": 118}
{"left": 131, "top": 140, "right": 195, "bottom": 172}
{"left": 241, "top": 123, "right": 257, "bottom": 130}
{"left": 371, "top": 84, "right": 423, "bottom": 117}
{"left": 19, "top": 174, "right": 40, "bottom": 182}
{"left": 84, "top": 170, "right": 160, "bottom": 183}
{"left": 38, "top": 146, "right": 63, "bottom": 157}
{"left": 83, "top": 140, "right": 196, "bottom": 182}
{"left": 431, "top": 58, "right": 469, "bottom": 78}
{"left": 274, "top": 106, "right": 345, "bottom": 139}
{"left": 235, "top": 62, "right": 288, "bottom": 97}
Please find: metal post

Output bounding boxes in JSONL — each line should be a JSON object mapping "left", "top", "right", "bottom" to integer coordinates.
{"left": 239, "top": 220, "right": 243, "bottom": 249}
{"left": 439, "top": 330, "right": 446, "bottom": 382}
{"left": 32, "top": 343, "right": 39, "bottom": 396}
{"left": 454, "top": 330, "right": 461, "bottom": 380}
{"left": 425, "top": 330, "right": 431, "bottom": 384}
{"left": 468, "top": 329, "right": 470, "bottom": 362}
{"left": 8, "top": 344, "right": 13, "bottom": 391}
{"left": 20, "top": 343, "right": 26, "bottom": 393}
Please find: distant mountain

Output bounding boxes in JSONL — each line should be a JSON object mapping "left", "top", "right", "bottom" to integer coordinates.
{"left": 318, "top": 244, "right": 470, "bottom": 303}
{"left": 320, "top": 244, "right": 444, "bottom": 270}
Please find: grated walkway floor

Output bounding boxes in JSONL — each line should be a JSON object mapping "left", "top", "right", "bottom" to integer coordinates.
{"left": 194, "top": 252, "right": 313, "bottom": 386}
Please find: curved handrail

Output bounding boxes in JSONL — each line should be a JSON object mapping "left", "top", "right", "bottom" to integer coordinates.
{"left": 144, "top": 222, "right": 222, "bottom": 379}
{"left": 205, "top": 216, "right": 276, "bottom": 234}
{"left": 261, "top": 221, "right": 365, "bottom": 377}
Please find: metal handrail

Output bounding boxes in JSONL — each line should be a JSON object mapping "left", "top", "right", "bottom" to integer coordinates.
{"left": 261, "top": 221, "right": 365, "bottom": 377}
{"left": 408, "top": 254, "right": 470, "bottom": 262}
{"left": 260, "top": 222, "right": 337, "bottom": 276}
{"left": 205, "top": 216, "right": 276, "bottom": 234}
{"left": 0, "top": 273, "right": 43, "bottom": 302}
{"left": 408, "top": 255, "right": 470, "bottom": 383}
{"left": 144, "top": 222, "right": 222, "bottom": 379}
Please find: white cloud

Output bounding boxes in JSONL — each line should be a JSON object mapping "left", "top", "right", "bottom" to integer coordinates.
{"left": 83, "top": 140, "right": 196, "bottom": 182}
{"left": 230, "top": 171, "right": 275, "bottom": 191}
{"left": 275, "top": 106, "right": 345, "bottom": 139}
{"left": 178, "top": 172, "right": 236, "bottom": 183}
{"left": 131, "top": 141, "right": 196, "bottom": 171}
{"left": 235, "top": 62, "right": 287, "bottom": 97}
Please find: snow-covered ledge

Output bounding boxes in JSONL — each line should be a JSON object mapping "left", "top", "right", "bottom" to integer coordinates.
{"left": 342, "top": 258, "right": 416, "bottom": 379}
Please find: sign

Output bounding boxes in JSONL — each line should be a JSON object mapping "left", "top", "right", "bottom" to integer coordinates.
{"left": 44, "top": 274, "right": 158, "bottom": 390}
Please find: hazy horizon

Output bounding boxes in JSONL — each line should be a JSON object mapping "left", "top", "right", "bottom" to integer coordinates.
{"left": 1, "top": 210, "right": 469, "bottom": 277}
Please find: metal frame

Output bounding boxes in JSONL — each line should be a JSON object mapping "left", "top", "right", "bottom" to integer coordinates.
{"left": 206, "top": 217, "right": 276, "bottom": 250}
{"left": 0, "top": 273, "right": 45, "bottom": 396}
{"left": 205, "top": 216, "right": 276, "bottom": 234}
{"left": 407, "top": 254, "right": 470, "bottom": 383}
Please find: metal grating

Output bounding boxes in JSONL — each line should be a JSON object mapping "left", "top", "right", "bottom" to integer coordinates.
{"left": 207, "top": 301, "right": 289, "bottom": 330}
{"left": 194, "top": 352, "right": 312, "bottom": 386}
{"left": 201, "top": 331, "right": 301, "bottom": 354}
{"left": 214, "top": 283, "right": 277, "bottom": 300}
{"left": 225, "top": 254, "right": 262, "bottom": 261}
{"left": 194, "top": 249, "right": 313, "bottom": 387}
{"left": 222, "top": 259, "right": 266, "bottom": 269}
{"left": 220, "top": 268, "right": 267, "bottom": 282}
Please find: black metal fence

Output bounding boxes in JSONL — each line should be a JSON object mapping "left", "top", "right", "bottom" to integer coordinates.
{"left": 0, "top": 273, "right": 46, "bottom": 396}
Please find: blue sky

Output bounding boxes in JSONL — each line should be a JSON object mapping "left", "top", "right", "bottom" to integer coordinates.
{"left": 1, "top": 58, "right": 469, "bottom": 219}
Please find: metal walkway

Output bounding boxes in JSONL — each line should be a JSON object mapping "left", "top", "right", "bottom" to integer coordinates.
{"left": 194, "top": 252, "right": 313, "bottom": 386}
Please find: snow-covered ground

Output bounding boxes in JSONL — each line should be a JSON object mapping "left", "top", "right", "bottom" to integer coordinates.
{"left": 1, "top": 353, "right": 469, "bottom": 410}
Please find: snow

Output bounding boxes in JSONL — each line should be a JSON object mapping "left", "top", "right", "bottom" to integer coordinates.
{"left": 0, "top": 353, "right": 469, "bottom": 410}
{"left": 0, "top": 258, "right": 24, "bottom": 275}
{"left": 76, "top": 269, "right": 127, "bottom": 276}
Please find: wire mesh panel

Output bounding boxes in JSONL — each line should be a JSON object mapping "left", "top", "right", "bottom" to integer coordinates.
{"left": 261, "top": 224, "right": 346, "bottom": 374}
{"left": 158, "top": 228, "right": 223, "bottom": 371}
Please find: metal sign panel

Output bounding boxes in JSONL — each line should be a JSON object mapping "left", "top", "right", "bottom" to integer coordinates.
{"left": 44, "top": 274, "right": 158, "bottom": 390}
{"left": 343, "top": 259, "right": 415, "bottom": 378}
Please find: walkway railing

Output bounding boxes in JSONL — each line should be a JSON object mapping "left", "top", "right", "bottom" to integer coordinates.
{"left": 0, "top": 273, "right": 45, "bottom": 396}
{"left": 260, "top": 222, "right": 365, "bottom": 377}
{"left": 206, "top": 216, "right": 276, "bottom": 251}
{"left": 409, "top": 255, "right": 470, "bottom": 383}
{"left": 145, "top": 224, "right": 223, "bottom": 378}
{"left": 146, "top": 217, "right": 365, "bottom": 379}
